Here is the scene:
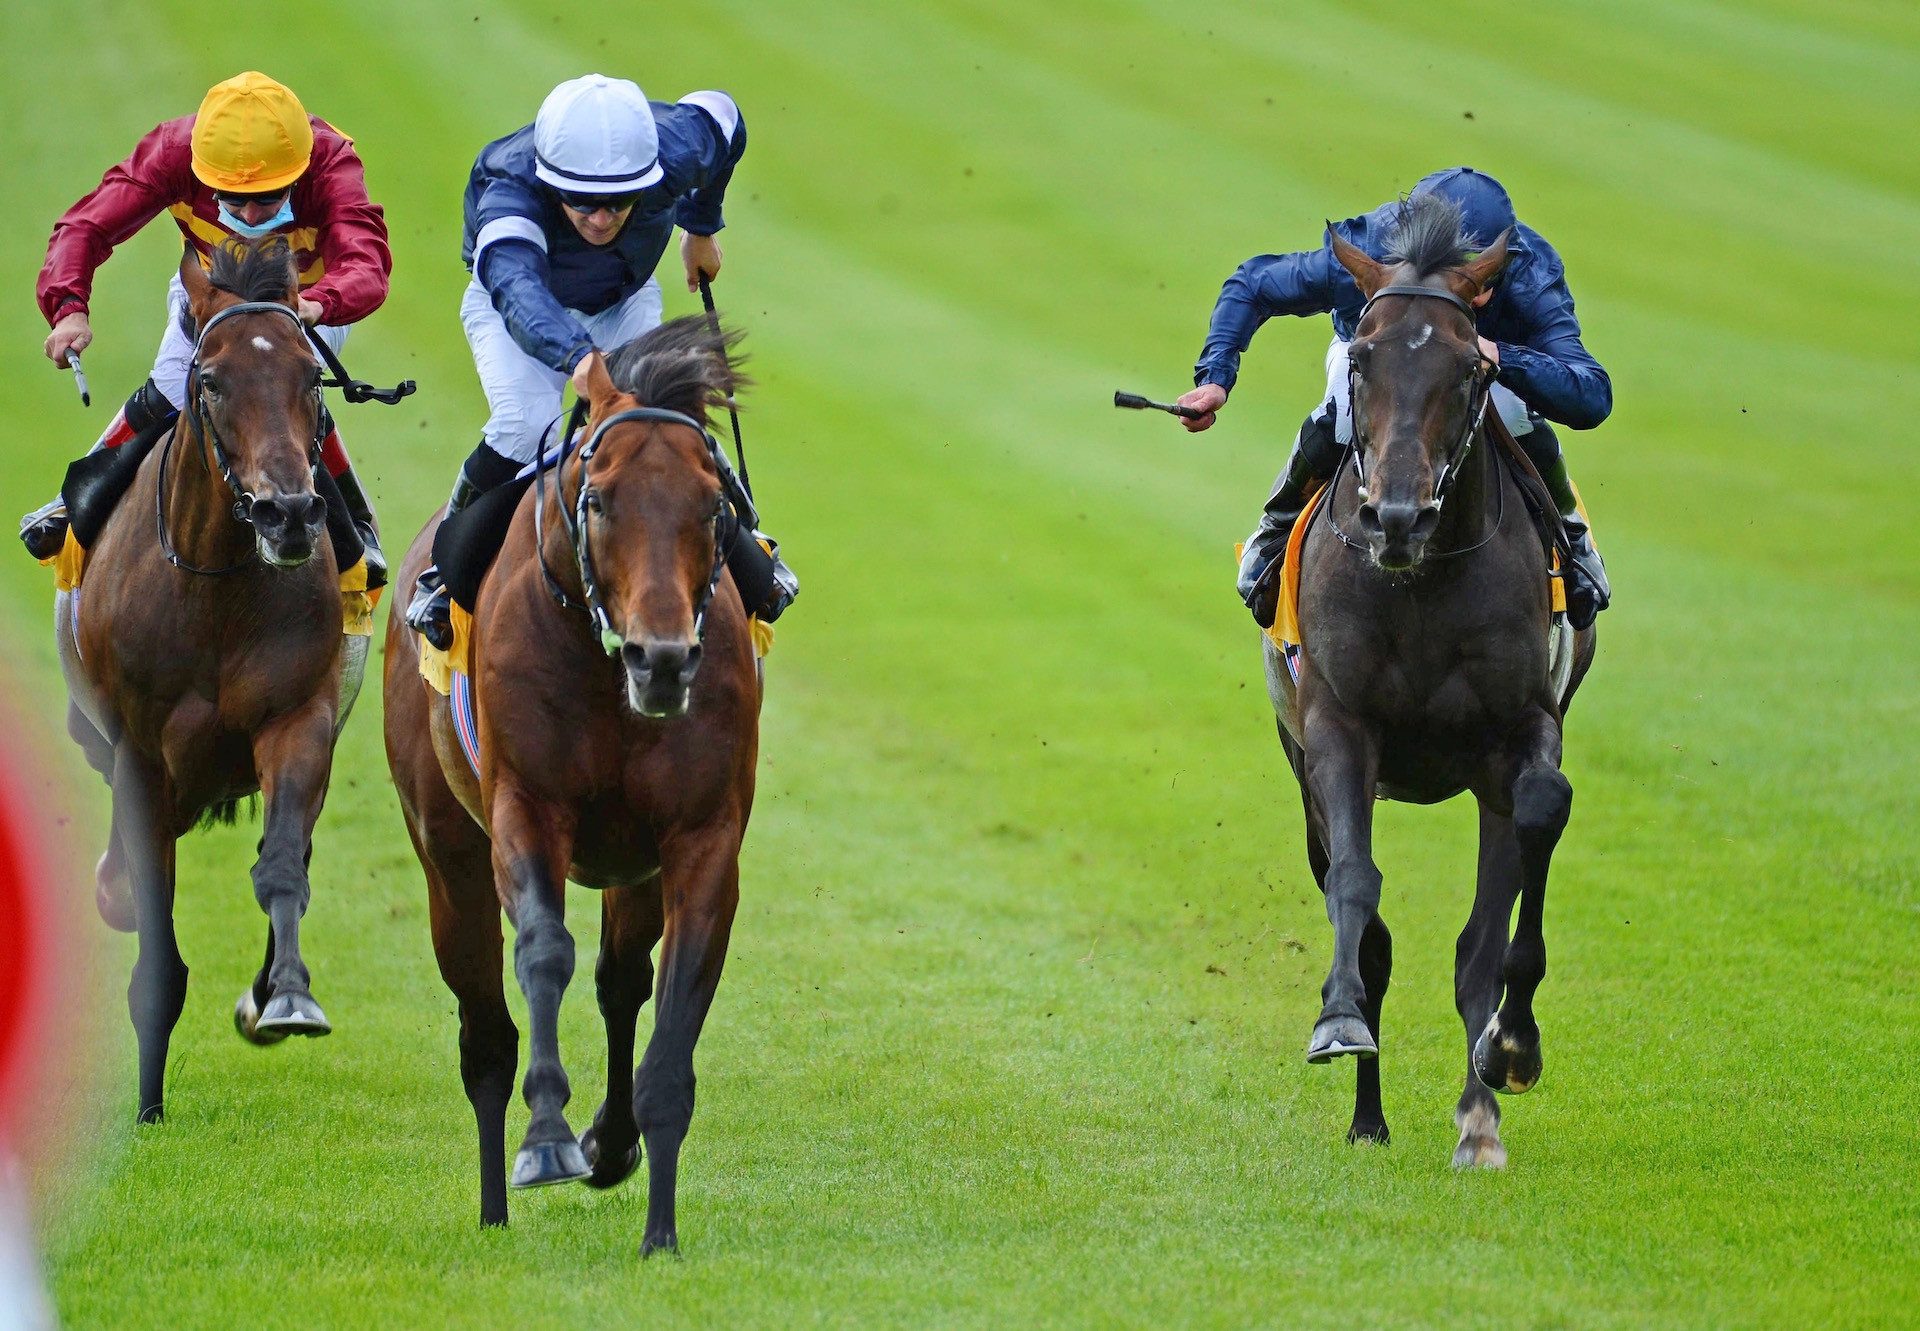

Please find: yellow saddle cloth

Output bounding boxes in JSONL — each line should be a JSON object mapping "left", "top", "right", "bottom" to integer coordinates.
{"left": 417, "top": 601, "right": 775, "bottom": 698}
{"left": 46, "top": 528, "right": 382, "bottom": 636}
{"left": 1241, "top": 484, "right": 1580, "bottom": 672}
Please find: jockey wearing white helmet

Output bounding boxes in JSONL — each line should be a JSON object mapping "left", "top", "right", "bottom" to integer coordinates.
{"left": 406, "top": 73, "right": 796, "bottom": 648}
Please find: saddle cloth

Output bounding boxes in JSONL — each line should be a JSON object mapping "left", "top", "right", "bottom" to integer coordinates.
{"left": 1245, "top": 482, "right": 1572, "bottom": 687}
{"left": 46, "top": 527, "right": 381, "bottom": 636}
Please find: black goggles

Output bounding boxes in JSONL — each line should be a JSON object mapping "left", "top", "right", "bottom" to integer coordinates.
{"left": 557, "top": 190, "right": 643, "bottom": 213}
{"left": 213, "top": 187, "right": 292, "bottom": 209}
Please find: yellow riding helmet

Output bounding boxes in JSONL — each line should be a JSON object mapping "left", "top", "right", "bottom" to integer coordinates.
{"left": 190, "top": 72, "right": 313, "bottom": 193}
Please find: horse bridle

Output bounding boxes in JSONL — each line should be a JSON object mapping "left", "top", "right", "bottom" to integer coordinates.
{"left": 158, "top": 300, "right": 325, "bottom": 575}
{"left": 1327, "top": 282, "right": 1502, "bottom": 560}
{"left": 534, "top": 405, "right": 741, "bottom": 656}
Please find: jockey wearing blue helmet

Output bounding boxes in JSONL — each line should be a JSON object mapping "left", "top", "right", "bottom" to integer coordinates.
{"left": 1179, "top": 167, "right": 1611, "bottom": 630}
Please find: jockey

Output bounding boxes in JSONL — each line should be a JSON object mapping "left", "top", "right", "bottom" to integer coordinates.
{"left": 1179, "top": 167, "right": 1612, "bottom": 630}
{"left": 22, "top": 72, "right": 392, "bottom": 585}
{"left": 405, "top": 73, "right": 797, "bottom": 648}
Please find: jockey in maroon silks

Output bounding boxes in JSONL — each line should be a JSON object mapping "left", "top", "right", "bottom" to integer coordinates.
{"left": 23, "top": 71, "right": 393, "bottom": 587}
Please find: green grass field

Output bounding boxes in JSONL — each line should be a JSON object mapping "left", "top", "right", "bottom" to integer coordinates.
{"left": 4, "top": 1, "right": 1917, "bottom": 1326}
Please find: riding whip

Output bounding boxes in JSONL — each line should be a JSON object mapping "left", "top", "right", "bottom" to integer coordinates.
{"left": 1113, "top": 390, "right": 1202, "bottom": 420}
{"left": 697, "top": 274, "right": 752, "bottom": 498}
{"left": 67, "top": 350, "right": 91, "bottom": 407}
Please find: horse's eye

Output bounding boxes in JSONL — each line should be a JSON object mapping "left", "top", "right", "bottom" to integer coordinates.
{"left": 583, "top": 489, "right": 603, "bottom": 514}
{"left": 201, "top": 375, "right": 222, "bottom": 398}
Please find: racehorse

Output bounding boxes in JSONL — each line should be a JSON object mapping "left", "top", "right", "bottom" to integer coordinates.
{"left": 1266, "top": 195, "right": 1597, "bottom": 1168}
{"left": 383, "top": 317, "right": 762, "bottom": 1252}
{"left": 58, "top": 239, "right": 356, "bottom": 1123}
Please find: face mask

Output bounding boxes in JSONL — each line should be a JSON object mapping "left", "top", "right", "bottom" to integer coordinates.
{"left": 219, "top": 197, "right": 294, "bottom": 239}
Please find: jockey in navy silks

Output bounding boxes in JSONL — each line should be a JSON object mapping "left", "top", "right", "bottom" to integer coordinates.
{"left": 407, "top": 73, "right": 795, "bottom": 647}
{"left": 1178, "top": 168, "right": 1611, "bottom": 630}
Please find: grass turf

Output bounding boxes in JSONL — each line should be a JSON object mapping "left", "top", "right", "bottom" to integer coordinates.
{"left": 2, "top": 1, "right": 1916, "bottom": 1325}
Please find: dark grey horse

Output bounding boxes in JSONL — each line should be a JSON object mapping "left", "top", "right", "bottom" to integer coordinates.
{"left": 1264, "top": 195, "right": 1597, "bottom": 1168}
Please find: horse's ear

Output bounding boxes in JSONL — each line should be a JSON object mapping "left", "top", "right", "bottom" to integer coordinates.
{"left": 178, "top": 246, "right": 214, "bottom": 328}
{"left": 1459, "top": 228, "right": 1513, "bottom": 294}
{"left": 579, "top": 351, "right": 619, "bottom": 411}
{"left": 1329, "top": 226, "right": 1391, "bottom": 298}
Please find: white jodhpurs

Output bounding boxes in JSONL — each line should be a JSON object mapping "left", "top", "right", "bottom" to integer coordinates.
{"left": 460, "top": 278, "right": 664, "bottom": 465}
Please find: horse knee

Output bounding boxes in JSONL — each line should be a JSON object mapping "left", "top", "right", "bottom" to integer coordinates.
{"left": 1323, "top": 860, "right": 1383, "bottom": 921}
{"left": 1513, "top": 767, "right": 1571, "bottom": 851}
{"left": 459, "top": 1023, "right": 517, "bottom": 1103}
{"left": 634, "top": 1061, "right": 695, "bottom": 1138}
{"left": 512, "top": 917, "right": 575, "bottom": 995}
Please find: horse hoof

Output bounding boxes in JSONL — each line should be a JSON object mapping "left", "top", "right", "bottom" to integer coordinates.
{"left": 511, "top": 1138, "right": 591, "bottom": 1189}
{"left": 1306, "top": 1014, "right": 1377, "bottom": 1064}
{"left": 233, "top": 989, "right": 288, "bottom": 1046}
{"left": 1347, "top": 1120, "right": 1390, "bottom": 1146}
{"left": 1452, "top": 1133, "right": 1507, "bottom": 1170}
{"left": 580, "top": 1122, "right": 640, "bottom": 1190}
{"left": 255, "top": 990, "right": 332, "bottom": 1038}
{"left": 136, "top": 1103, "right": 164, "bottom": 1126}
{"left": 95, "top": 857, "right": 135, "bottom": 934}
{"left": 1472, "top": 1014, "right": 1541, "bottom": 1094}
{"left": 640, "top": 1232, "right": 680, "bottom": 1259}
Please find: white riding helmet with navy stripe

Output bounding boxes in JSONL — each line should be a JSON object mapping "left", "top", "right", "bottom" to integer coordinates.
{"left": 533, "top": 74, "right": 663, "bottom": 194}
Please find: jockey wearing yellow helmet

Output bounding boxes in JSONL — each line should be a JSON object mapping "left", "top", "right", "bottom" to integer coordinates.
{"left": 24, "top": 72, "right": 394, "bottom": 585}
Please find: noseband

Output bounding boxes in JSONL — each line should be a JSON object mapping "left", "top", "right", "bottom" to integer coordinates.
{"left": 534, "top": 406, "right": 740, "bottom": 656}
{"left": 159, "top": 300, "right": 325, "bottom": 575}
{"left": 1328, "top": 283, "right": 1503, "bottom": 560}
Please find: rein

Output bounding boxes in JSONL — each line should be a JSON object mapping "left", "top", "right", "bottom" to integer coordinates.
{"left": 158, "top": 301, "right": 324, "bottom": 576}
{"left": 533, "top": 405, "right": 738, "bottom": 656}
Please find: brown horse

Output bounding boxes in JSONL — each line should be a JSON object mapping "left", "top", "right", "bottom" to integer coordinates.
{"left": 57, "top": 240, "right": 358, "bottom": 1123}
{"left": 384, "top": 317, "right": 761, "bottom": 1252}
{"left": 1264, "top": 195, "right": 1597, "bottom": 1168}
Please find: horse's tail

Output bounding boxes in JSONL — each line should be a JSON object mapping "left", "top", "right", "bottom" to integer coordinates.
{"left": 193, "top": 795, "right": 258, "bottom": 832}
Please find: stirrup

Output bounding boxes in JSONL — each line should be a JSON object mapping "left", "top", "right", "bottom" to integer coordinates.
{"left": 405, "top": 569, "right": 454, "bottom": 650}
{"left": 20, "top": 499, "right": 69, "bottom": 561}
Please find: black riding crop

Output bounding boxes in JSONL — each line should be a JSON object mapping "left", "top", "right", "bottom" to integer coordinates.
{"left": 1113, "top": 390, "right": 1203, "bottom": 420}
{"left": 304, "top": 326, "right": 417, "bottom": 406}
{"left": 697, "top": 273, "right": 752, "bottom": 499}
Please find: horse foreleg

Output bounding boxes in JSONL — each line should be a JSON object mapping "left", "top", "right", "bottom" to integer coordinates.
{"left": 1300, "top": 705, "right": 1383, "bottom": 1065}
{"left": 490, "top": 787, "right": 589, "bottom": 1189}
{"left": 113, "top": 745, "right": 183, "bottom": 1123}
{"left": 634, "top": 823, "right": 741, "bottom": 1257}
{"left": 583, "top": 885, "right": 661, "bottom": 1191}
{"left": 1286, "top": 727, "right": 1390, "bottom": 1143}
{"left": 246, "top": 699, "right": 335, "bottom": 1038}
{"left": 1454, "top": 801, "right": 1521, "bottom": 1168}
{"left": 1472, "top": 707, "right": 1570, "bottom": 1097}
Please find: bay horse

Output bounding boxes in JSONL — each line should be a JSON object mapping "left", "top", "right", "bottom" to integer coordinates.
{"left": 58, "top": 239, "right": 357, "bottom": 1123}
{"left": 383, "top": 317, "right": 761, "bottom": 1253}
{"left": 1265, "top": 195, "right": 1597, "bottom": 1168}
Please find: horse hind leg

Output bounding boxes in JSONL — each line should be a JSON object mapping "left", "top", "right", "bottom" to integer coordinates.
{"left": 113, "top": 747, "right": 186, "bottom": 1123}
{"left": 581, "top": 884, "right": 661, "bottom": 1190}
{"left": 1473, "top": 712, "right": 1571, "bottom": 1099}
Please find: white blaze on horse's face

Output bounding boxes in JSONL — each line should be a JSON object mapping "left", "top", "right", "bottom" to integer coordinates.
{"left": 1407, "top": 324, "right": 1432, "bottom": 350}
{"left": 252, "top": 336, "right": 276, "bottom": 352}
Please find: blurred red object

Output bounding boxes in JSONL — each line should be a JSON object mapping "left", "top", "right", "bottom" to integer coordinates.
{"left": 0, "top": 756, "right": 54, "bottom": 1151}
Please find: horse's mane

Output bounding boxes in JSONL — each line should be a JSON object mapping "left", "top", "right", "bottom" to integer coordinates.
{"left": 605, "top": 315, "right": 748, "bottom": 425}
{"left": 1383, "top": 193, "right": 1475, "bottom": 278}
{"left": 176, "top": 238, "right": 298, "bottom": 338}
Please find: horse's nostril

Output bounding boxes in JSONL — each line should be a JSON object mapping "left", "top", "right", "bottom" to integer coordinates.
{"left": 1358, "top": 503, "right": 1383, "bottom": 536}
{"left": 620, "top": 642, "right": 650, "bottom": 677}
{"left": 1410, "top": 504, "right": 1442, "bottom": 541}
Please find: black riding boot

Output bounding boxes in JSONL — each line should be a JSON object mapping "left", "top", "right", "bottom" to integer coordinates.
{"left": 1515, "top": 416, "right": 1610, "bottom": 630}
{"left": 321, "top": 411, "right": 386, "bottom": 591}
{"left": 1236, "top": 405, "right": 1343, "bottom": 629}
{"left": 724, "top": 528, "right": 800, "bottom": 623}
{"left": 406, "top": 444, "right": 520, "bottom": 650}
{"left": 20, "top": 378, "right": 175, "bottom": 559}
